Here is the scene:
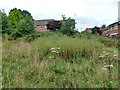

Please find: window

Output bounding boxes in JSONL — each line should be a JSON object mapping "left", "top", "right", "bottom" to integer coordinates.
{"left": 45, "top": 25, "right": 47, "bottom": 28}
{"left": 111, "top": 27, "right": 112, "bottom": 31}
{"left": 108, "top": 29, "right": 109, "bottom": 31}
{"left": 114, "top": 24, "right": 118, "bottom": 30}
{"left": 40, "top": 25, "right": 42, "bottom": 28}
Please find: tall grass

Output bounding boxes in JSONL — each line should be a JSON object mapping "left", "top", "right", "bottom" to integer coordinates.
{"left": 2, "top": 32, "right": 118, "bottom": 88}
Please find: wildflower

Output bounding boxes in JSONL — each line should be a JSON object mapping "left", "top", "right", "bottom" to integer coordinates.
{"left": 49, "top": 56, "right": 53, "bottom": 59}
{"left": 99, "top": 55, "right": 105, "bottom": 58}
{"left": 101, "top": 67, "right": 107, "bottom": 71}
{"left": 51, "top": 50, "right": 56, "bottom": 53}
{"left": 113, "top": 54, "right": 117, "bottom": 57}
{"left": 104, "top": 65, "right": 113, "bottom": 68}
{"left": 109, "top": 65, "right": 113, "bottom": 67}
{"left": 50, "top": 48, "right": 55, "bottom": 50}
{"left": 110, "top": 81, "right": 113, "bottom": 83}
{"left": 57, "top": 47, "right": 60, "bottom": 50}
{"left": 104, "top": 53, "right": 109, "bottom": 56}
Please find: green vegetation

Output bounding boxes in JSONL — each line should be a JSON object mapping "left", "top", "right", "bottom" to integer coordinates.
{"left": 1, "top": 8, "right": 118, "bottom": 88}
{"left": 1, "top": 9, "right": 12, "bottom": 35}
{"left": 92, "top": 27, "right": 98, "bottom": 35}
{"left": 2, "top": 32, "right": 118, "bottom": 88}
{"left": 1, "top": 8, "right": 34, "bottom": 39}
{"left": 59, "top": 15, "right": 76, "bottom": 36}
{"left": 8, "top": 8, "right": 23, "bottom": 28}
{"left": 101, "top": 24, "right": 106, "bottom": 29}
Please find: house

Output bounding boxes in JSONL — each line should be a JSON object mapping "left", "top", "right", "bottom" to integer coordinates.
{"left": 107, "top": 21, "right": 120, "bottom": 37}
{"left": 34, "top": 19, "right": 52, "bottom": 32}
{"left": 34, "top": 19, "right": 62, "bottom": 32}
{"left": 85, "top": 28, "right": 93, "bottom": 32}
{"left": 85, "top": 26, "right": 101, "bottom": 35}
{"left": 100, "top": 27, "right": 109, "bottom": 37}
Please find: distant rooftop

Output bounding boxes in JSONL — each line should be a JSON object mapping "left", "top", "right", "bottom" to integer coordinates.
{"left": 34, "top": 19, "right": 62, "bottom": 26}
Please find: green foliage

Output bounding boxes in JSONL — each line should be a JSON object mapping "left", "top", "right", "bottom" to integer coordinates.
{"left": 101, "top": 24, "right": 106, "bottom": 29}
{"left": 2, "top": 33, "right": 118, "bottom": 88}
{"left": 16, "top": 20, "right": 34, "bottom": 37}
{"left": 52, "top": 65, "right": 66, "bottom": 74}
{"left": 92, "top": 28, "right": 98, "bottom": 35}
{"left": 60, "top": 15, "right": 76, "bottom": 36}
{"left": 97, "top": 36, "right": 118, "bottom": 48}
{"left": 4, "top": 8, "right": 35, "bottom": 39}
{"left": 25, "top": 31, "right": 42, "bottom": 42}
{"left": 21, "top": 10, "right": 34, "bottom": 21}
{"left": 8, "top": 8, "right": 23, "bottom": 28}
{"left": 1, "top": 9, "right": 12, "bottom": 35}
{"left": 81, "top": 31, "right": 91, "bottom": 34}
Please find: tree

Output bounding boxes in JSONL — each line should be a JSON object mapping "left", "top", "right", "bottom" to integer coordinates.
{"left": 21, "top": 10, "right": 34, "bottom": 21}
{"left": 60, "top": 15, "right": 76, "bottom": 36}
{"left": 15, "top": 9, "right": 34, "bottom": 37}
{"left": 101, "top": 24, "right": 106, "bottom": 29}
{"left": 92, "top": 27, "right": 98, "bottom": 35}
{"left": 8, "top": 8, "right": 23, "bottom": 28}
{"left": 8, "top": 8, "right": 34, "bottom": 38}
{"left": 15, "top": 19, "right": 34, "bottom": 37}
{"left": 1, "top": 9, "right": 12, "bottom": 35}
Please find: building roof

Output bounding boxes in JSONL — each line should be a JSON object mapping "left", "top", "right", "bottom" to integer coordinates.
{"left": 85, "top": 28, "right": 93, "bottom": 31}
{"left": 108, "top": 21, "right": 120, "bottom": 26}
{"left": 34, "top": 19, "right": 55, "bottom": 26}
{"left": 100, "top": 26, "right": 109, "bottom": 32}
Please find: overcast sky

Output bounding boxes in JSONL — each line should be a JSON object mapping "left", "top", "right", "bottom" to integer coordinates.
{"left": 0, "top": 0, "right": 119, "bottom": 32}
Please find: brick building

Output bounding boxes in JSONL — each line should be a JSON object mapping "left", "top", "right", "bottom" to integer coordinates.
{"left": 100, "top": 27, "right": 109, "bottom": 37}
{"left": 100, "top": 21, "right": 120, "bottom": 37}
{"left": 107, "top": 21, "right": 119, "bottom": 37}
{"left": 34, "top": 19, "right": 62, "bottom": 32}
{"left": 85, "top": 28, "right": 93, "bottom": 32}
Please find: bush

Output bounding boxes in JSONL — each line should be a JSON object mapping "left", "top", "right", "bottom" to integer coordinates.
{"left": 59, "top": 15, "right": 76, "bottom": 36}
{"left": 97, "top": 36, "right": 118, "bottom": 48}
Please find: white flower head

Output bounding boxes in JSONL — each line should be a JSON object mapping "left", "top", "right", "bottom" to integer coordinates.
{"left": 49, "top": 56, "right": 53, "bottom": 59}
{"left": 51, "top": 50, "right": 56, "bottom": 53}
{"left": 104, "top": 65, "right": 113, "bottom": 68}
{"left": 113, "top": 54, "right": 117, "bottom": 57}
{"left": 50, "top": 48, "right": 55, "bottom": 50}
{"left": 101, "top": 67, "right": 107, "bottom": 71}
{"left": 99, "top": 55, "right": 105, "bottom": 58}
{"left": 109, "top": 65, "right": 113, "bottom": 67}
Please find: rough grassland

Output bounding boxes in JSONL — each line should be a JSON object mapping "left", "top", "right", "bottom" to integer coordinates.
{"left": 2, "top": 33, "right": 118, "bottom": 88}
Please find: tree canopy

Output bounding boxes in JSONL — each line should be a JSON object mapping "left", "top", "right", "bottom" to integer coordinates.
{"left": 1, "top": 8, "right": 34, "bottom": 38}
{"left": 8, "top": 8, "right": 23, "bottom": 28}
{"left": 60, "top": 15, "right": 76, "bottom": 36}
{"left": 101, "top": 24, "right": 106, "bottom": 29}
{"left": 1, "top": 9, "right": 12, "bottom": 35}
{"left": 92, "top": 27, "right": 98, "bottom": 35}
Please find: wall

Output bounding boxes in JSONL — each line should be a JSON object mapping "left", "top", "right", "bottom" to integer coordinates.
{"left": 35, "top": 25, "right": 49, "bottom": 32}
{"left": 118, "top": 23, "right": 120, "bottom": 37}
{"left": 109, "top": 24, "right": 118, "bottom": 34}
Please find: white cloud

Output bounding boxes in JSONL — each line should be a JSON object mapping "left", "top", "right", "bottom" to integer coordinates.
{"left": 0, "top": 0, "right": 119, "bottom": 32}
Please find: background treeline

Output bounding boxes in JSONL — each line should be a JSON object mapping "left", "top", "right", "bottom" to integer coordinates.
{"left": 1, "top": 8, "right": 34, "bottom": 39}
